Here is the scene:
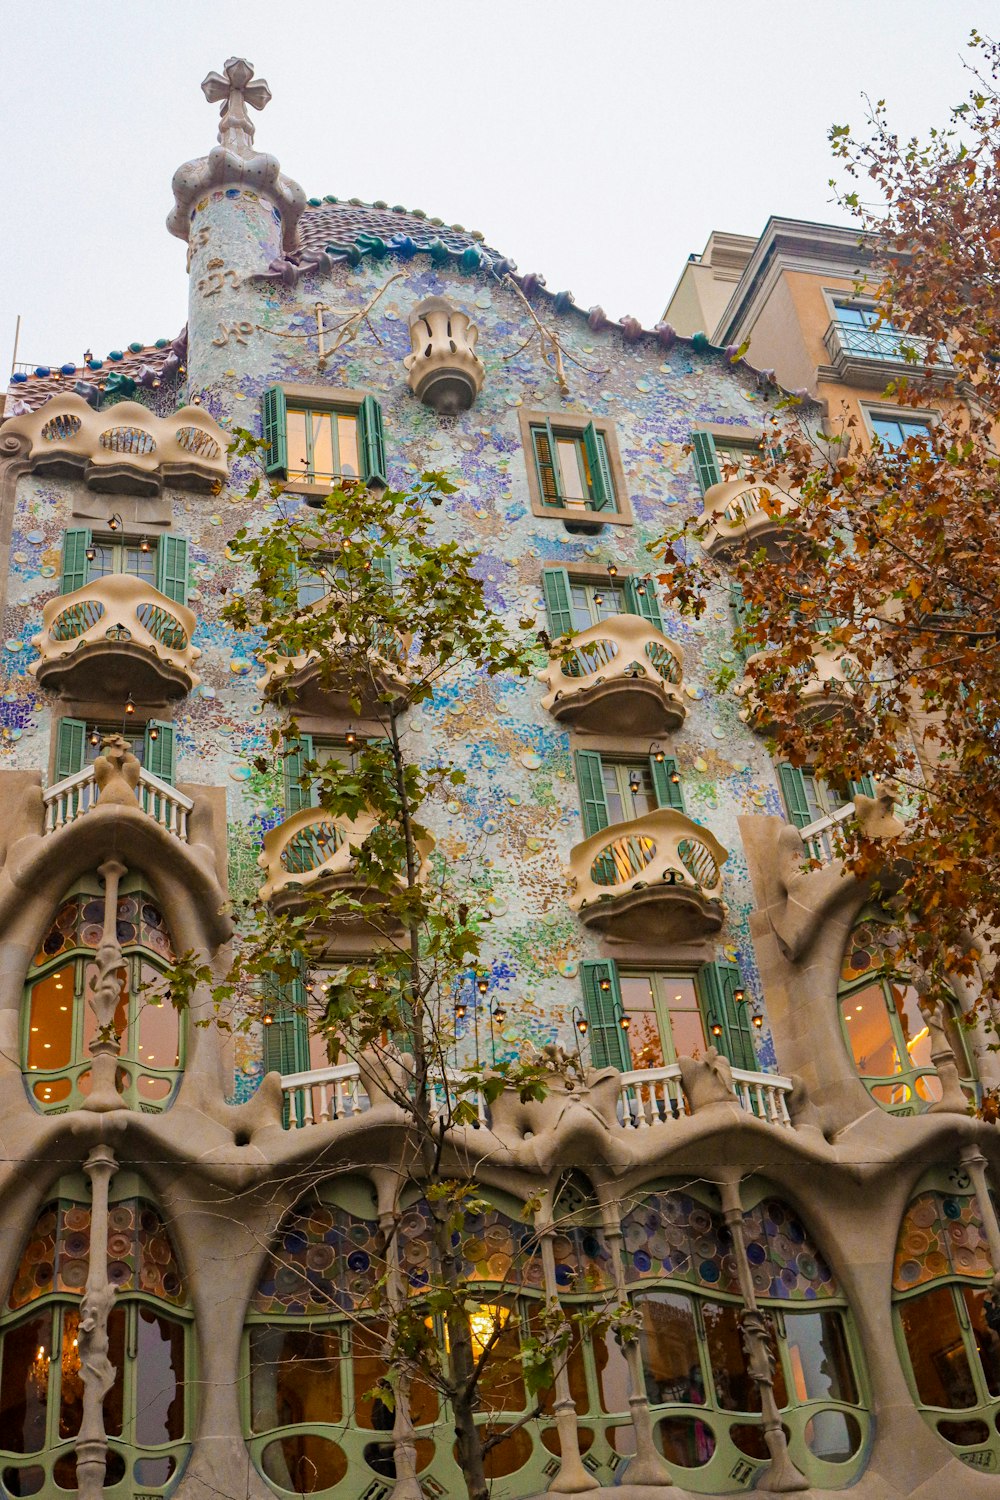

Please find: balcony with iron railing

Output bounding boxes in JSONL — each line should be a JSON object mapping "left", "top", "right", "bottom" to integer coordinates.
{"left": 700, "top": 474, "right": 801, "bottom": 561}
{"left": 279, "top": 1059, "right": 792, "bottom": 1132}
{"left": 42, "top": 764, "right": 193, "bottom": 840}
{"left": 538, "top": 615, "right": 686, "bottom": 735}
{"left": 822, "top": 317, "right": 953, "bottom": 388}
{"left": 258, "top": 808, "right": 434, "bottom": 934}
{"left": 566, "top": 806, "right": 727, "bottom": 943}
{"left": 736, "top": 645, "right": 863, "bottom": 731}
{"left": 30, "top": 574, "right": 201, "bottom": 702}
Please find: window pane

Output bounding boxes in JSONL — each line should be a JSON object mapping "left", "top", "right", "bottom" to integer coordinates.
{"left": 84, "top": 730, "right": 144, "bottom": 768}
{"left": 891, "top": 983, "right": 931, "bottom": 1071}
{"left": 82, "top": 963, "right": 128, "bottom": 1055}
{"left": 597, "top": 1324, "right": 632, "bottom": 1414}
{"left": 133, "top": 1307, "right": 185, "bottom": 1445}
{"left": 123, "top": 545, "right": 156, "bottom": 586}
{"left": 136, "top": 964, "right": 180, "bottom": 1070}
{"left": 703, "top": 1300, "right": 786, "bottom": 1412}
{"left": 297, "top": 571, "right": 326, "bottom": 608}
{"left": 337, "top": 414, "right": 360, "bottom": 479}
{"left": 783, "top": 1310, "right": 857, "bottom": 1404}
{"left": 0, "top": 1312, "right": 51, "bottom": 1453}
{"left": 962, "top": 1287, "right": 1000, "bottom": 1398}
{"left": 250, "top": 1325, "right": 342, "bottom": 1433}
{"left": 58, "top": 1309, "right": 85, "bottom": 1438}
{"left": 309, "top": 411, "right": 334, "bottom": 482}
{"left": 601, "top": 765, "right": 625, "bottom": 827}
{"left": 103, "top": 1305, "right": 125, "bottom": 1438}
{"left": 26, "top": 964, "right": 75, "bottom": 1072}
{"left": 353, "top": 1323, "right": 437, "bottom": 1428}
{"left": 88, "top": 544, "right": 114, "bottom": 579}
{"left": 569, "top": 585, "right": 592, "bottom": 633}
{"left": 475, "top": 1307, "right": 525, "bottom": 1412}
{"left": 899, "top": 1286, "right": 976, "bottom": 1408}
{"left": 619, "top": 976, "right": 665, "bottom": 1071}
{"left": 636, "top": 1292, "right": 705, "bottom": 1406}
{"left": 668, "top": 979, "right": 707, "bottom": 1060}
{"left": 841, "top": 983, "right": 896, "bottom": 1077}
{"left": 557, "top": 438, "right": 587, "bottom": 503}
{"left": 286, "top": 410, "right": 309, "bottom": 480}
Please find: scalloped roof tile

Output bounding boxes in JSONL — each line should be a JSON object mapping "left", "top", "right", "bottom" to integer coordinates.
{"left": 297, "top": 199, "right": 502, "bottom": 261}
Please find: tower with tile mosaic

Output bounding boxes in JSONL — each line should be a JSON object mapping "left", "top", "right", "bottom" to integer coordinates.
{"left": 0, "top": 52, "right": 997, "bottom": 1500}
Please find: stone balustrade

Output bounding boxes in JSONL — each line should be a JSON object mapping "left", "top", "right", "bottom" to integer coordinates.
{"left": 2, "top": 392, "right": 229, "bottom": 494}
{"left": 618, "top": 1063, "right": 793, "bottom": 1128}
{"left": 30, "top": 574, "right": 201, "bottom": 702}
{"left": 538, "top": 614, "right": 686, "bottom": 735}
{"left": 566, "top": 806, "right": 727, "bottom": 942}
{"left": 42, "top": 765, "right": 193, "bottom": 839}
{"left": 700, "top": 474, "right": 801, "bottom": 559}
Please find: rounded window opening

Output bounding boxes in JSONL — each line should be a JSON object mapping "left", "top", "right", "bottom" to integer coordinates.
{"left": 839, "top": 911, "right": 977, "bottom": 1116}
{"left": 23, "top": 879, "right": 182, "bottom": 1114}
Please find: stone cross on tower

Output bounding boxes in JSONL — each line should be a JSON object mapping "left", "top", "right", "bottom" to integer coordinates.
{"left": 202, "top": 57, "right": 272, "bottom": 157}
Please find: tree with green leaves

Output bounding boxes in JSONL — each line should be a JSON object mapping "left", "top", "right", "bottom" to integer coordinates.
{"left": 656, "top": 31, "right": 1000, "bottom": 1066}
{"left": 186, "top": 439, "right": 611, "bottom": 1500}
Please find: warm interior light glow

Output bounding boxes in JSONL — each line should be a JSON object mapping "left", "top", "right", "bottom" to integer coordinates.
{"left": 468, "top": 1302, "right": 509, "bottom": 1358}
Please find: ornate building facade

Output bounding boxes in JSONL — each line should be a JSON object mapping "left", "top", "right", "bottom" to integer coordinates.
{"left": 0, "top": 54, "right": 996, "bottom": 1500}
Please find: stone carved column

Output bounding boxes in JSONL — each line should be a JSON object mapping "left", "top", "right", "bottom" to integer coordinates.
{"left": 598, "top": 1201, "right": 674, "bottom": 1487}
{"left": 377, "top": 1205, "right": 423, "bottom": 1500}
{"left": 720, "top": 1183, "right": 808, "bottom": 1493}
{"left": 923, "top": 1000, "right": 970, "bottom": 1114}
{"left": 961, "top": 1147, "right": 1000, "bottom": 1308}
{"left": 536, "top": 1215, "right": 598, "bottom": 1493}
{"left": 76, "top": 1144, "right": 119, "bottom": 1498}
{"left": 82, "top": 858, "right": 128, "bottom": 1113}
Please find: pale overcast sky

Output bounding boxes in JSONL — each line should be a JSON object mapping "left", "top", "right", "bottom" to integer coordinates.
{"left": 1, "top": 0, "right": 987, "bottom": 376}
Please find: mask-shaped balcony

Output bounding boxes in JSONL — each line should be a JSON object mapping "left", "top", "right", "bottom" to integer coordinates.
{"left": 258, "top": 808, "right": 433, "bottom": 935}
{"left": 30, "top": 574, "right": 201, "bottom": 702}
{"left": 567, "top": 807, "right": 727, "bottom": 942}
{"left": 258, "top": 633, "right": 409, "bottom": 719}
{"left": 3, "top": 393, "right": 228, "bottom": 495}
{"left": 538, "top": 615, "right": 686, "bottom": 736}
{"left": 736, "top": 645, "right": 863, "bottom": 731}
{"left": 700, "top": 475, "right": 801, "bottom": 561}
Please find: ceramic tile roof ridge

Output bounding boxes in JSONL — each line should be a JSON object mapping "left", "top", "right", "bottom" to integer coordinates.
{"left": 5, "top": 333, "right": 187, "bottom": 415}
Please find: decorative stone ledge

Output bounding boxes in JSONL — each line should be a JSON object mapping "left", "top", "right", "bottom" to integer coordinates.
{"left": 567, "top": 807, "right": 727, "bottom": 942}
{"left": 404, "top": 296, "right": 485, "bottom": 413}
{"left": 2, "top": 393, "right": 228, "bottom": 495}
{"left": 700, "top": 474, "right": 801, "bottom": 560}
{"left": 30, "top": 574, "right": 201, "bottom": 702}
{"left": 539, "top": 615, "right": 686, "bottom": 735}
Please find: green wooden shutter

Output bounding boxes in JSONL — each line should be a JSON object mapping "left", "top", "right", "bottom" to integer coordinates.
{"left": 575, "top": 750, "right": 609, "bottom": 837}
{"left": 284, "top": 735, "right": 315, "bottom": 814}
{"left": 144, "top": 722, "right": 176, "bottom": 785}
{"left": 691, "top": 432, "right": 722, "bottom": 495}
{"left": 358, "top": 396, "right": 387, "bottom": 487}
{"left": 56, "top": 718, "right": 88, "bottom": 780}
{"left": 532, "top": 422, "right": 562, "bottom": 506}
{"left": 370, "top": 553, "right": 394, "bottom": 584}
{"left": 580, "top": 959, "right": 630, "bottom": 1072}
{"left": 583, "top": 422, "right": 614, "bottom": 512}
{"left": 850, "top": 775, "right": 877, "bottom": 800}
{"left": 262, "top": 958, "right": 311, "bottom": 1119}
{"left": 700, "top": 962, "right": 755, "bottom": 1071}
{"left": 262, "top": 387, "right": 288, "bottom": 478}
{"left": 155, "top": 535, "right": 189, "bottom": 606}
{"left": 61, "top": 530, "right": 91, "bottom": 595}
{"left": 624, "top": 575, "right": 663, "bottom": 630}
{"left": 778, "top": 764, "right": 813, "bottom": 829}
{"left": 542, "top": 568, "right": 575, "bottom": 636}
{"left": 650, "top": 754, "right": 685, "bottom": 813}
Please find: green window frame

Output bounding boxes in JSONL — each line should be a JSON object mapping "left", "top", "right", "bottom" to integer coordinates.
{"left": 531, "top": 419, "right": 616, "bottom": 514}
{"left": 777, "top": 765, "right": 876, "bottom": 832}
{"left": 59, "top": 529, "right": 189, "bottom": 606}
{"left": 574, "top": 749, "right": 684, "bottom": 837}
{"left": 282, "top": 735, "right": 359, "bottom": 817}
{"left": 262, "top": 387, "right": 387, "bottom": 489}
{"left": 55, "top": 718, "right": 175, "bottom": 787}
{"left": 893, "top": 1171, "right": 1000, "bottom": 1468}
{"left": 541, "top": 568, "right": 663, "bottom": 635}
{"left": 0, "top": 1189, "right": 192, "bottom": 1490}
{"left": 581, "top": 958, "right": 755, "bottom": 1076}
{"left": 22, "top": 879, "right": 184, "bottom": 1115}
{"left": 839, "top": 913, "right": 977, "bottom": 1117}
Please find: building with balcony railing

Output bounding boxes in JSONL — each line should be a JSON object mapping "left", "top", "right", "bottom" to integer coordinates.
{"left": 0, "top": 58, "right": 994, "bottom": 1500}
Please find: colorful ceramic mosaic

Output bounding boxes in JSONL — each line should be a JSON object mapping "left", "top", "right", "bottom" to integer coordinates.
{"left": 252, "top": 1202, "right": 385, "bottom": 1315}
{"left": 622, "top": 1191, "right": 836, "bottom": 1301}
{"left": 893, "top": 1190, "right": 994, "bottom": 1290}
{"left": 8, "top": 1198, "right": 186, "bottom": 1309}
{"left": 32, "top": 891, "right": 173, "bottom": 966}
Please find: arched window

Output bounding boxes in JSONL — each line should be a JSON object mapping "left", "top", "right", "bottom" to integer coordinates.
{"left": 0, "top": 1189, "right": 191, "bottom": 1495}
{"left": 608, "top": 1185, "right": 869, "bottom": 1490}
{"left": 245, "top": 1180, "right": 614, "bottom": 1496}
{"left": 839, "top": 914, "right": 976, "bottom": 1115}
{"left": 23, "top": 880, "right": 182, "bottom": 1113}
{"left": 893, "top": 1166, "right": 1000, "bottom": 1465}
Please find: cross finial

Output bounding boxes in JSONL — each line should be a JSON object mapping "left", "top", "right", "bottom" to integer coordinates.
{"left": 201, "top": 57, "right": 272, "bottom": 156}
